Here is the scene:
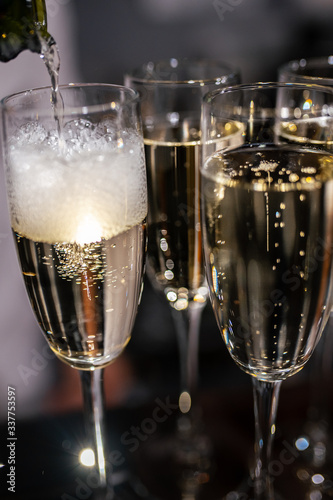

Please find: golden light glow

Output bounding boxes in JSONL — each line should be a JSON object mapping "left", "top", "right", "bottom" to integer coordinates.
{"left": 76, "top": 214, "right": 102, "bottom": 244}
{"left": 79, "top": 448, "right": 95, "bottom": 467}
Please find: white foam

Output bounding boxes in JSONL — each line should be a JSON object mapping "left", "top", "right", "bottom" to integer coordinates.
{"left": 7, "top": 120, "right": 147, "bottom": 244}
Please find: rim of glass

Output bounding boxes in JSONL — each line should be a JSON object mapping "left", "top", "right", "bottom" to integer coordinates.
{"left": 1, "top": 82, "right": 140, "bottom": 115}
{"left": 203, "top": 81, "right": 333, "bottom": 104}
{"left": 279, "top": 56, "right": 333, "bottom": 83}
{"left": 125, "top": 57, "right": 239, "bottom": 86}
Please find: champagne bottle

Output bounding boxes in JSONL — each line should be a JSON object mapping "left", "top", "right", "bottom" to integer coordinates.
{"left": 0, "top": 0, "right": 55, "bottom": 62}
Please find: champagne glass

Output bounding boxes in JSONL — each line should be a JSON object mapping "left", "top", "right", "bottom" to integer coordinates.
{"left": 1, "top": 84, "right": 147, "bottom": 498}
{"left": 125, "top": 58, "right": 241, "bottom": 486}
{"left": 201, "top": 82, "right": 333, "bottom": 499}
{"left": 279, "top": 57, "right": 333, "bottom": 495}
{"left": 124, "top": 57, "right": 240, "bottom": 407}
{"left": 279, "top": 56, "right": 333, "bottom": 86}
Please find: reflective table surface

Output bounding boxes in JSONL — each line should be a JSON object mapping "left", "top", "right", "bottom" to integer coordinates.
{"left": 1, "top": 281, "right": 332, "bottom": 500}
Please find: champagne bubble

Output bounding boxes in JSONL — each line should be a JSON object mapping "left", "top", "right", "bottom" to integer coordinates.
{"left": 7, "top": 122, "right": 147, "bottom": 244}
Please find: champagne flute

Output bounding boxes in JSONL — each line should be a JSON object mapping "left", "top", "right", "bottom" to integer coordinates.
{"left": 125, "top": 57, "right": 240, "bottom": 408}
{"left": 125, "top": 58, "right": 241, "bottom": 485}
{"left": 1, "top": 84, "right": 147, "bottom": 498}
{"left": 201, "top": 82, "right": 333, "bottom": 499}
{"left": 278, "top": 56, "right": 333, "bottom": 495}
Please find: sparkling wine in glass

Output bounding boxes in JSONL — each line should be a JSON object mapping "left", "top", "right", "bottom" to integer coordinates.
{"left": 201, "top": 82, "right": 333, "bottom": 499}
{"left": 1, "top": 84, "right": 147, "bottom": 498}
{"left": 125, "top": 57, "right": 240, "bottom": 404}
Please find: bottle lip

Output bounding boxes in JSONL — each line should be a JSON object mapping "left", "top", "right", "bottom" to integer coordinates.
{"left": 1, "top": 83, "right": 141, "bottom": 115}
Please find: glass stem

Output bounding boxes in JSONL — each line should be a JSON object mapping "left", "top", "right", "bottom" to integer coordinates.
{"left": 171, "top": 302, "right": 205, "bottom": 406}
{"left": 80, "top": 369, "right": 112, "bottom": 499}
{"left": 305, "top": 316, "right": 333, "bottom": 467}
{"left": 252, "top": 378, "right": 282, "bottom": 500}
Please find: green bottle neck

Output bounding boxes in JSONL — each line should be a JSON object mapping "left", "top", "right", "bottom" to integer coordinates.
{"left": 0, "top": 0, "right": 54, "bottom": 62}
